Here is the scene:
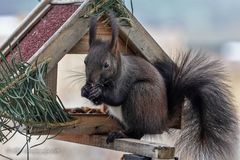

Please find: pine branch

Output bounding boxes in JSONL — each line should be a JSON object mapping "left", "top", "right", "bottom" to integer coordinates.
{"left": 82, "top": 0, "right": 133, "bottom": 26}
{"left": 0, "top": 52, "right": 70, "bottom": 144}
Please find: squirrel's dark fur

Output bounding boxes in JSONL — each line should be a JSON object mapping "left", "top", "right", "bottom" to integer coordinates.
{"left": 81, "top": 13, "right": 238, "bottom": 160}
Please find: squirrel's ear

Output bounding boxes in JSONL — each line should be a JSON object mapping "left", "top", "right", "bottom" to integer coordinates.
{"left": 89, "top": 16, "right": 97, "bottom": 47}
{"left": 111, "top": 38, "right": 119, "bottom": 56}
{"left": 108, "top": 12, "right": 119, "bottom": 55}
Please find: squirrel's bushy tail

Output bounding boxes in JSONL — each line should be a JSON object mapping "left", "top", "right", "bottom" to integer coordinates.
{"left": 154, "top": 51, "right": 238, "bottom": 160}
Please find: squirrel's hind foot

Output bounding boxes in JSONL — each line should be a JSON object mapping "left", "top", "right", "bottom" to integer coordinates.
{"left": 106, "top": 131, "right": 127, "bottom": 144}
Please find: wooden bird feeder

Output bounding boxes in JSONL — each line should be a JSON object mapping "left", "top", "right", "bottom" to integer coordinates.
{"left": 0, "top": 0, "right": 181, "bottom": 159}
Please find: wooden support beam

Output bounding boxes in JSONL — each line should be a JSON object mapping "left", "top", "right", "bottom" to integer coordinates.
{"left": 55, "top": 135, "right": 175, "bottom": 159}
{"left": 118, "top": 10, "right": 172, "bottom": 63}
{"left": 45, "top": 64, "right": 58, "bottom": 96}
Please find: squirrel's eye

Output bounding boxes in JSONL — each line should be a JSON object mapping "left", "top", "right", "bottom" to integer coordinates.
{"left": 103, "top": 62, "right": 110, "bottom": 69}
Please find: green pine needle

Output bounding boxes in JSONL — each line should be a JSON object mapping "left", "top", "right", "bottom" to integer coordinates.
{"left": 83, "top": 0, "right": 133, "bottom": 26}
{"left": 0, "top": 52, "right": 70, "bottom": 144}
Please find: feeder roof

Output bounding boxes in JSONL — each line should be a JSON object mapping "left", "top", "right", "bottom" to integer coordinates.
{"left": 0, "top": 0, "right": 169, "bottom": 73}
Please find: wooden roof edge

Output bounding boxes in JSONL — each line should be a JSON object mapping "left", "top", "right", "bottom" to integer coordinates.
{"left": 0, "top": 0, "right": 51, "bottom": 53}
{"left": 51, "top": 0, "right": 85, "bottom": 4}
{"left": 118, "top": 8, "right": 172, "bottom": 63}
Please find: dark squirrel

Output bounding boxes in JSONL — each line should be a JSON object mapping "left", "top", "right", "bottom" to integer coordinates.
{"left": 81, "top": 13, "right": 238, "bottom": 160}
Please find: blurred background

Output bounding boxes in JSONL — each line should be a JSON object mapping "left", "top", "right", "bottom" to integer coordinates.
{"left": 0, "top": 0, "right": 240, "bottom": 159}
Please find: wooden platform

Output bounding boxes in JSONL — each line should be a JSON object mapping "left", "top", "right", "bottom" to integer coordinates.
{"left": 27, "top": 113, "right": 176, "bottom": 159}
{"left": 28, "top": 114, "right": 121, "bottom": 135}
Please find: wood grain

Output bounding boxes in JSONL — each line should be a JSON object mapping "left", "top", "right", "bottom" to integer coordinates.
{"left": 45, "top": 64, "right": 58, "bottom": 96}
{"left": 29, "top": 114, "right": 121, "bottom": 135}
{"left": 118, "top": 9, "right": 172, "bottom": 63}
{"left": 56, "top": 135, "right": 175, "bottom": 159}
{"left": 69, "top": 19, "right": 134, "bottom": 55}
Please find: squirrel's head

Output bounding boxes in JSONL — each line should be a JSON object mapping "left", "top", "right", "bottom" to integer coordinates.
{"left": 84, "top": 13, "right": 120, "bottom": 87}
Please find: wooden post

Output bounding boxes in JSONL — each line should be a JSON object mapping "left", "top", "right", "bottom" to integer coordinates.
{"left": 45, "top": 64, "right": 58, "bottom": 96}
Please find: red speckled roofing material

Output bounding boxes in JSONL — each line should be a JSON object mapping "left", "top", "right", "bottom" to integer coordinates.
{"left": 10, "top": 4, "right": 79, "bottom": 61}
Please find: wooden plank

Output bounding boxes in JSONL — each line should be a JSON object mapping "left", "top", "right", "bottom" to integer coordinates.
{"left": 55, "top": 135, "right": 175, "bottom": 159}
{"left": 27, "top": 0, "right": 92, "bottom": 73}
{"left": 51, "top": 0, "right": 85, "bottom": 4}
{"left": 0, "top": 0, "right": 51, "bottom": 52}
{"left": 28, "top": 112, "right": 180, "bottom": 136}
{"left": 45, "top": 64, "right": 58, "bottom": 96}
{"left": 122, "top": 154, "right": 151, "bottom": 160}
{"left": 123, "top": 154, "right": 176, "bottom": 160}
{"left": 118, "top": 10, "right": 172, "bottom": 63}
{"left": 29, "top": 114, "right": 121, "bottom": 135}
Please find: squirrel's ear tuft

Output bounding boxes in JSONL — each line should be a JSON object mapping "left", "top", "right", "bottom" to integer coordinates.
{"left": 108, "top": 11, "right": 119, "bottom": 55}
{"left": 89, "top": 16, "right": 97, "bottom": 47}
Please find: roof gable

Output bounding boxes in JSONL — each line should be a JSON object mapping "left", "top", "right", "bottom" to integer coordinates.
{"left": 1, "top": 0, "right": 171, "bottom": 73}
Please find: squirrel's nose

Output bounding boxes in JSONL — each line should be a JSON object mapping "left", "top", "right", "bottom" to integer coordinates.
{"left": 88, "top": 73, "right": 100, "bottom": 86}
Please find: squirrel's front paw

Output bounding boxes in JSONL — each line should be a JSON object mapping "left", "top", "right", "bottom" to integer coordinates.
{"left": 88, "top": 87, "right": 103, "bottom": 105}
{"left": 81, "top": 84, "right": 91, "bottom": 98}
{"left": 106, "top": 131, "right": 127, "bottom": 144}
